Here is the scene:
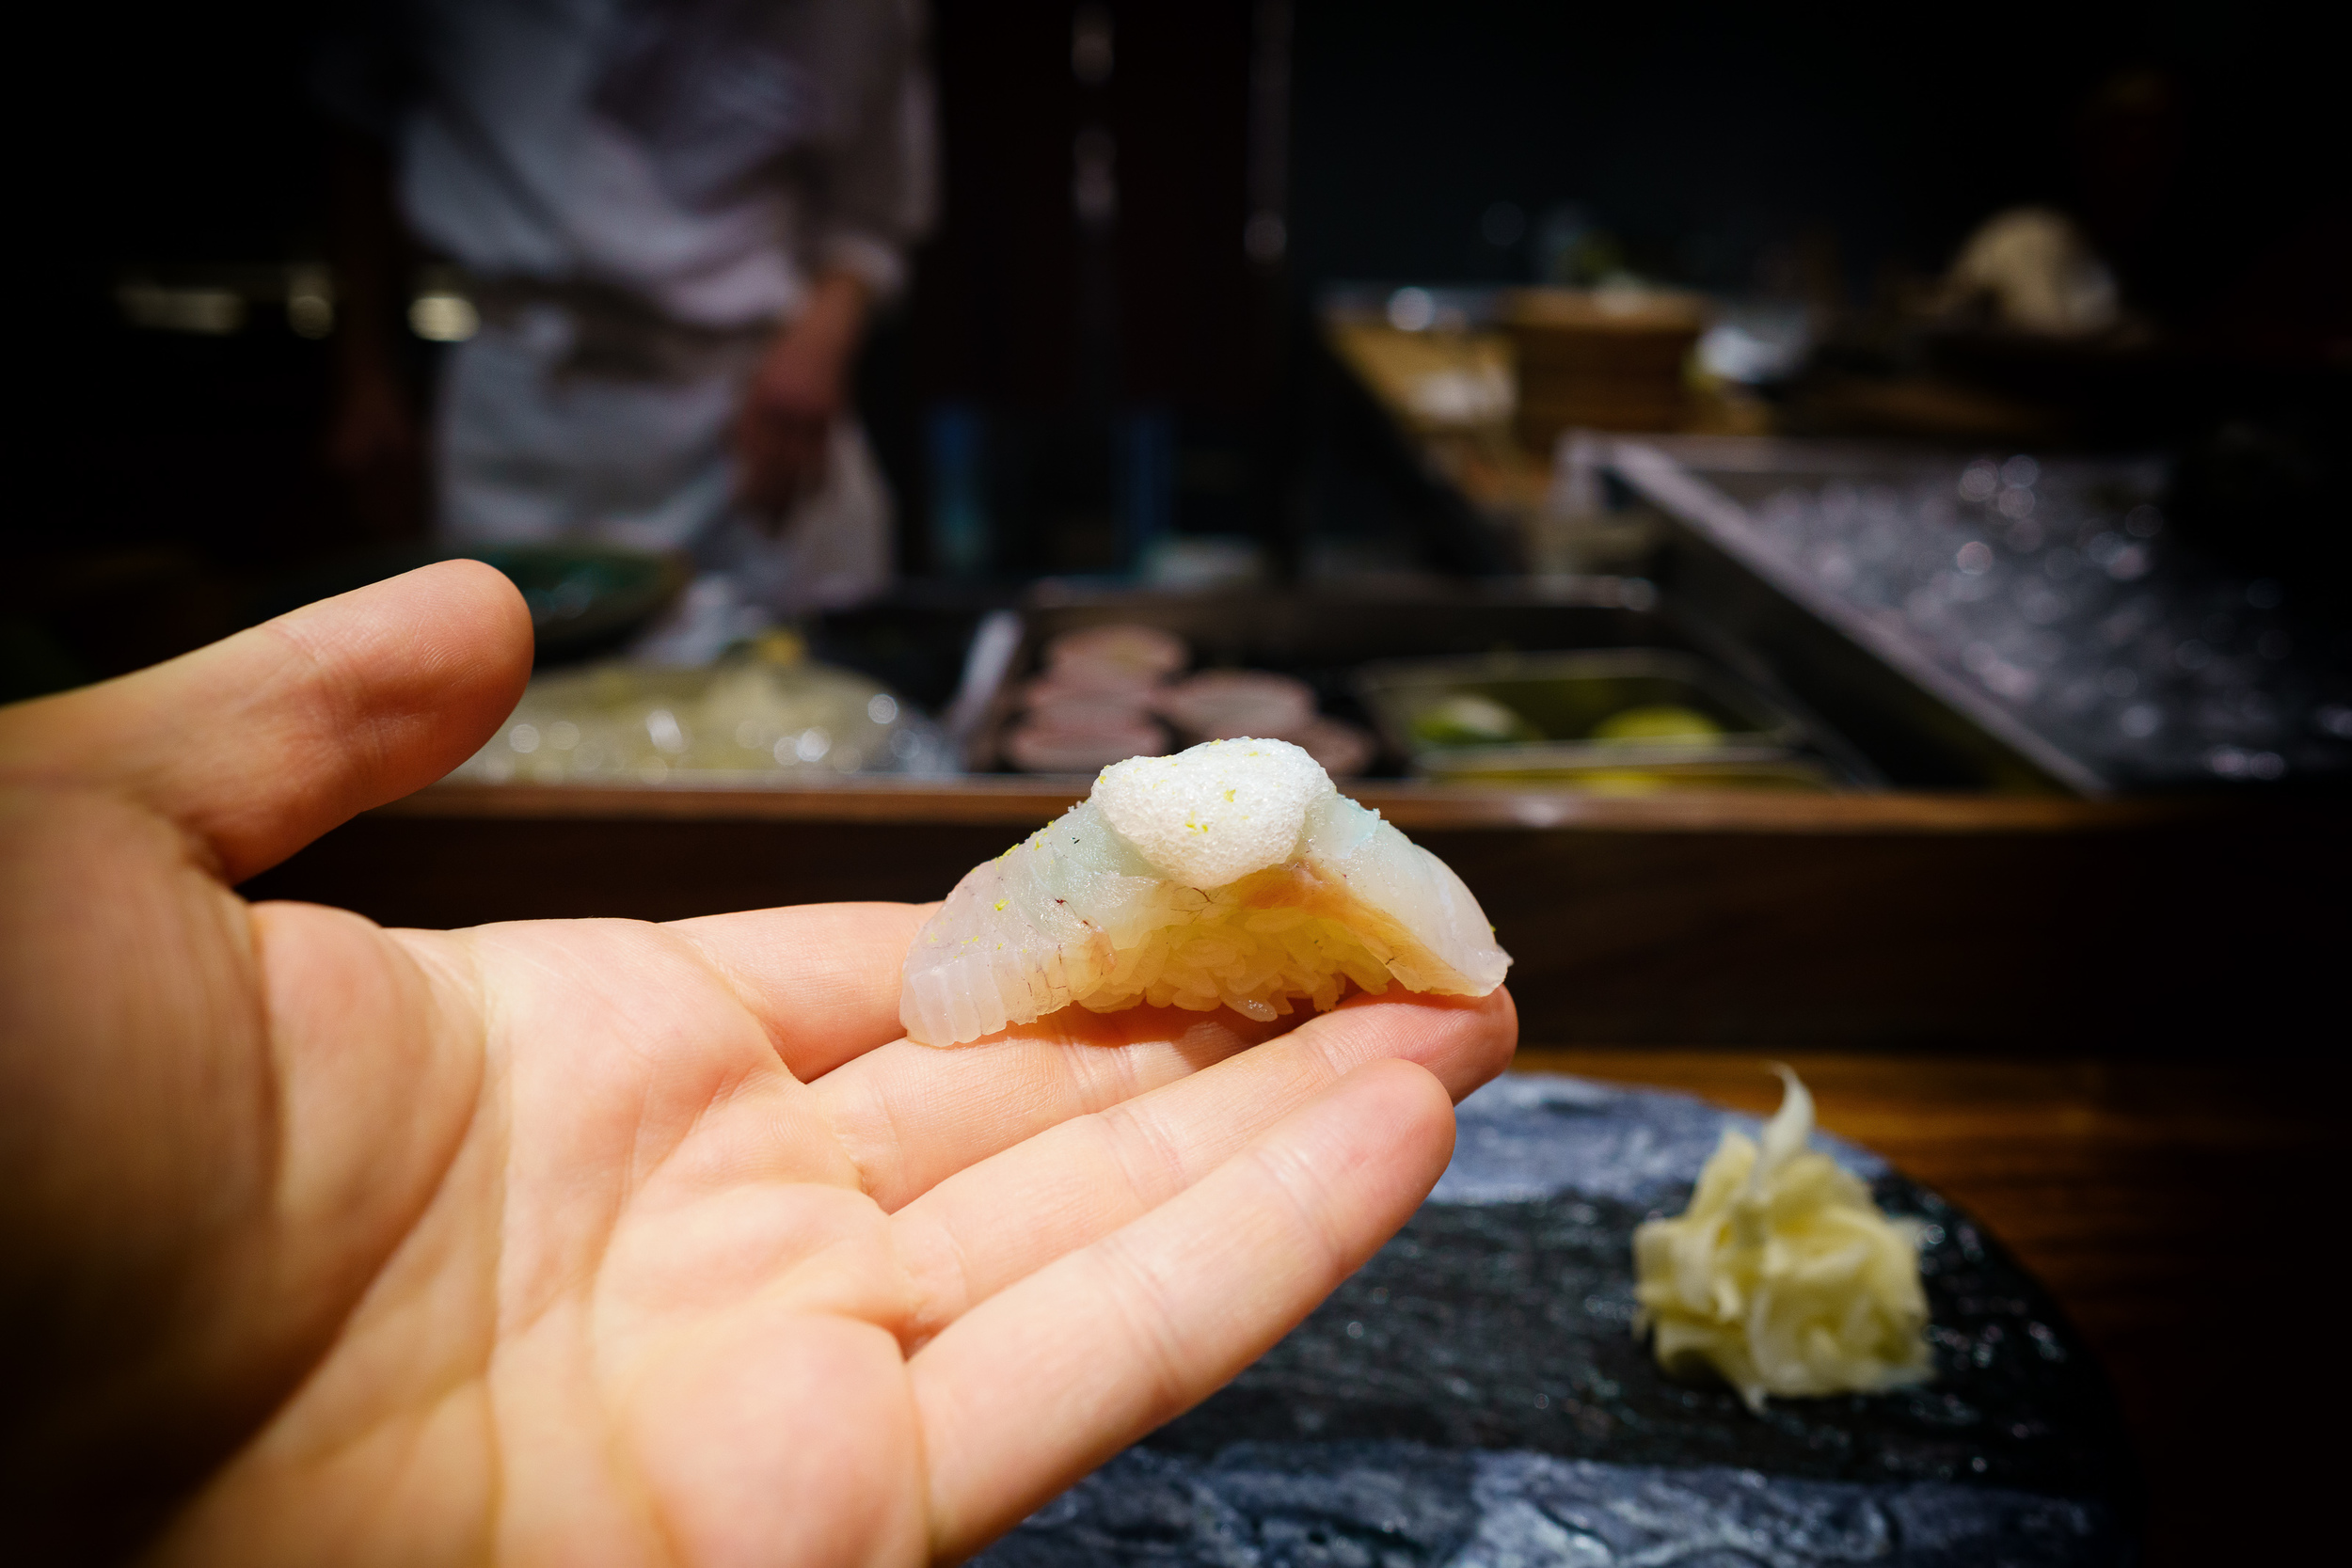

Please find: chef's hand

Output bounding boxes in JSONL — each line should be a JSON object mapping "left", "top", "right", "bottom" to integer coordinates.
{"left": 0, "top": 562, "right": 1517, "bottom": 1567}
{"left": 735, "top": 271, "right": 872, "bottom": 521}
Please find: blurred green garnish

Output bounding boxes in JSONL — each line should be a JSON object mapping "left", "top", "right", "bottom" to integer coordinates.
{"left": 1591, "top": 705, "right": 1724, "bottom": 744}
{"left": 1412, "top": 692, "right": 1541, "bottom": 746}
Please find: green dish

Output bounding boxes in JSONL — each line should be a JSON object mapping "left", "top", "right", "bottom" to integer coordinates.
{"left": 1358, "top": 648, "right": 1824, "bottom": 788}
{"left": 471, "top": 546, "right": 690, "bottom": 662}
{"left": 249, "top": 544, "right": 689, "bottom": 665}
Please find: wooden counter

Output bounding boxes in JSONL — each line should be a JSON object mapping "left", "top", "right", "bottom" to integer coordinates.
{"left": 246, "top": 780, "right": 2346, "bottom": 1054}
{"left": 1518, "top": 1050, "right": 2342, "bottom": 1564}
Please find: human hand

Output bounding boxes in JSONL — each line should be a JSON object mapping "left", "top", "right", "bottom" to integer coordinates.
{"left": 734, "top": 273, "right": 872, "bottom": 520}
{"left": 0, "top": 562, "right": 1517, "bottom": 1565}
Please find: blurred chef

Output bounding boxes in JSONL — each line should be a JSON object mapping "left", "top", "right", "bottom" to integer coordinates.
{"left": 321, "top": 0, "right": 934, "bottom": 618}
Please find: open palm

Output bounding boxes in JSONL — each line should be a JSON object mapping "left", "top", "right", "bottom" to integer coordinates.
{"left": 0, "top": 564, "right": 1515, "bottom": 1565}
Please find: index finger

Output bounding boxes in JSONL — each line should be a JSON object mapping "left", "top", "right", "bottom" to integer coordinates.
{"left": 665, "top": 900, "right": 932, "bottom": 1081}
{"left": 0, "top": 561, "right": 531, "bottom": 882}
{"left": 914, "top": 1058, "right": 1457, "bottom": 1560}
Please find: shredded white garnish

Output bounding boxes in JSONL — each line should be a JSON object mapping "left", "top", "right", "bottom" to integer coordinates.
{"left": 1632, "top": 1067, "right": 1932, "bottom": 1411}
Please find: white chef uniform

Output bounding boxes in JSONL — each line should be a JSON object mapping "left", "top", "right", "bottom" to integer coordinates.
{"left": 330, "top": 0, "right": 934, "bottom": 611}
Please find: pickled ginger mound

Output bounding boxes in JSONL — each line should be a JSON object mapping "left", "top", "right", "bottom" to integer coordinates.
{"left": 1632, "top": 1068, "right": 1932, "bottom": 1412}
{"left": 899, "top": 737, "right": 1511, "bottom": 1046}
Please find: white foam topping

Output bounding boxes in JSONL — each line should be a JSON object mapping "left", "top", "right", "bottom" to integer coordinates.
{"left": 1092, "top": 737, "right": 1334, "bottom": 887}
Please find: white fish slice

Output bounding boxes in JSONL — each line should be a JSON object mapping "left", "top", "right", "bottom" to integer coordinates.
{"left": 900, "top": 737, "right": 1511, "bottom": 1045}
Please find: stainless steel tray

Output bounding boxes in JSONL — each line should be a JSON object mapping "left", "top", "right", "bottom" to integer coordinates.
{"left": 1603, "top": 435, "right": 2350, "bottom": 794}
{"left": 966, "top": 579, "right": 1678, "bottom": 775}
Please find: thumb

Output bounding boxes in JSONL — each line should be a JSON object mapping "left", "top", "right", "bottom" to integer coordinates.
{"left": 0, "top": 561, "right": 532, "bottom": 882}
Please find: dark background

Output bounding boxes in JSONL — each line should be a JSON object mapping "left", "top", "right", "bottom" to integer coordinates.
{"left": 27, "top": 3, "right": 2342, "bottom": 339}
{"left": 9, "top": 10, "right": 2347, "bottom": 1560}
{"left": 1287, "top": 0, "right": 2340, "bottom": 316}
{"left": 11, "top": 0, "right": 2345, "bottom": 665}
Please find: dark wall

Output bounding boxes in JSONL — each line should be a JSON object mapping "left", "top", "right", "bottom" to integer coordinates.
{"left": 30, "top": 2, "right": 329, "bottom": 272}
{"left": 1285, "top": 0, "right": 2342, "bottom": 326}
{"left": 19, "top": 2, "right": 338, "bottom": 571}
{"left": 914, "top": 0, "right": 1272, "bottom": 411}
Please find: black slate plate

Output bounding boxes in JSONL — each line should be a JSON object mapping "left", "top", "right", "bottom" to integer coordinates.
{"left": 978, "top": 1074, "right": 2138, "bottom": 1568}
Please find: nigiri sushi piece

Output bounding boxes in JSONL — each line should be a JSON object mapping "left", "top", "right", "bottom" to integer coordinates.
{"left": 900, "top": 737, "right": 1511, "bottom": 1046}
